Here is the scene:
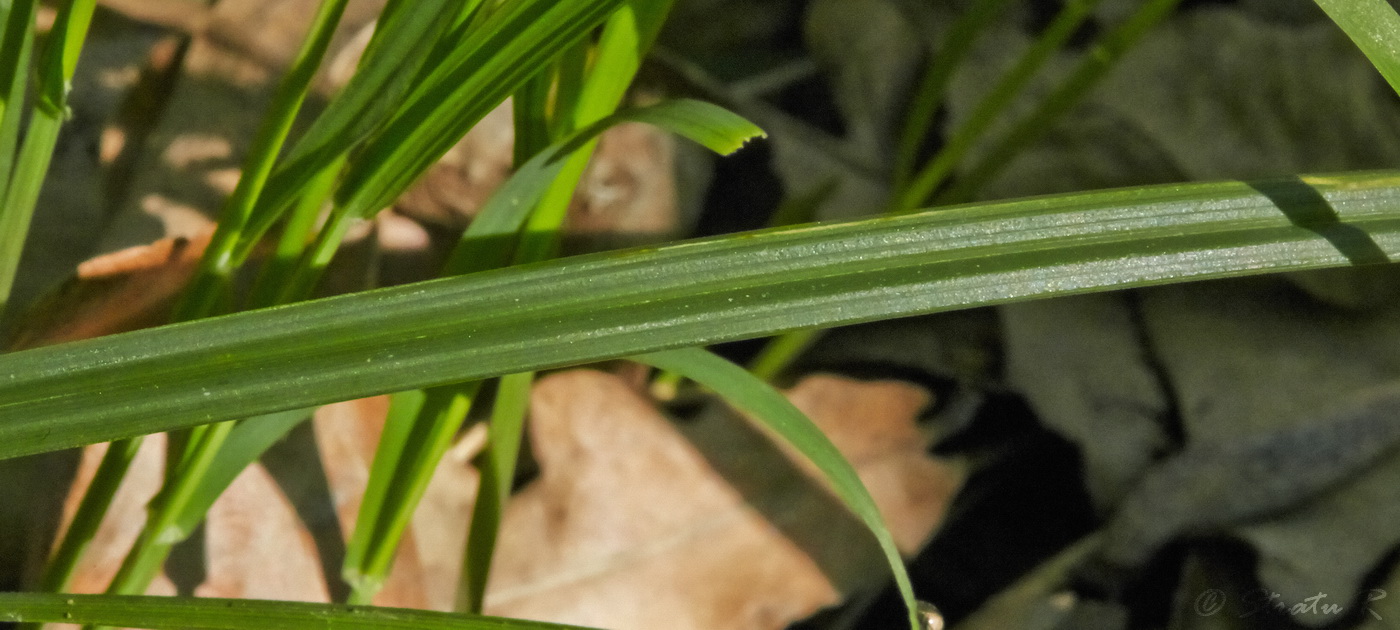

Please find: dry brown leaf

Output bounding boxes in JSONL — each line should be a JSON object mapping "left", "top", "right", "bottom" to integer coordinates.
{"left": 484, "top": 370, "right": 964, "bottom": 630}
{"left": 6, "top": 231, "right": 211, "bottom": 350}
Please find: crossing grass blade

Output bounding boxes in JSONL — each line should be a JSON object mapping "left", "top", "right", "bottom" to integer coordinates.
{"left": 1312, "top": 0, "right": 1400, "bottom": 98}
{"left": 444, "top": 98, "right": 764, "bottom": 274}
{"left": 634, "top": 347, "right": 922, "bottom": 630}
{"left": 0, "top": 593, "right": 599, "bottom": 630}
{"left": 2, "top": 173, "right": 1400, "bottom": 460}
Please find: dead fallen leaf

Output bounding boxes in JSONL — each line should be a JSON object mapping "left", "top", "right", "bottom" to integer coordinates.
{"left": 484, "top": 370, "right": 964, "bottom": 630}
{"left": 5, "top": 231, "right": 211, "bottom": 350}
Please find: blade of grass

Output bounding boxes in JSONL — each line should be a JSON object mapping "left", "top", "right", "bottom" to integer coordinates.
{"left": 34, "top": 439, "right": 143, "bottom": 594}
{"left": 896, "top": 0, "right": 1104, "bottom": 212}
{"left": 0, "top": 0, "right": 35, "bottom": 206}
{"left": 357, "top": 19, "right": 642, "bottom": 602}
{"left": 512, "top": 67, "right": 555, "bottom": 167}
{"left": 653, "top": 177, "right": 838, "bottom": 396}
{"left": 342, "top": 389, "right": 426, "bottom": 585}
{"left": 635, "top": 347, "right": 921, "bottom": 630}
{"left": 1312, "top": 0, "right": 1400, "bottom": 98}
{"left": 933, "top": 0, "right": 1183, "bottom": 205}
{"left": 0, "top": 593, "right": 601, "bottom": 630}
{"left": 457, "top": 371, "right": 531, "bottom": 614}
{"left": 168, "top": 408, "right": 311, "bottom": 536}
{"left": 244, "top": 156, "right": 343, "bottom": 310}
{"left": 514, "top": 0, "right": 674, "bottom": 263}
{"left": 344, "top": 383, "right": 480, "bottom": 604}
{"left": 892, "top": 0, "right": 1017, "bottom": 190}
{"left": 3, "top": 173, "right": 1400, "bottom": 458}
{"left": 88, "top": 0, "right": 350, "bottom": 603}
{"left": 0, "top": 0, "right": 94, "bottom": 318}
{"left": 174, "top": 0, "right": 350, "bottom": 321}
{"left": 442, "top": 98, "right": 764, "bottom": 275}
{"left": 229, "top": 0, "right": 465, "bottom": 262}
{"left": 349, "top": 87, "right": 749, "bottom": 610}
{"left": 331, "top": 0, "right": 625, "bottom": 222}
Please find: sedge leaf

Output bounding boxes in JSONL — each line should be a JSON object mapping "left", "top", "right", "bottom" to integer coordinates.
{"left": 169, "top": 409, "right": 312, "bottom": 537}
{"left": 1, "top": 173, "right": 1399, "bottom": 459}
{"left": 444, "top": 98, "right": 764, "bottom": 274}
{"left": 0, "top": 593, "right": 597, "bottom": 630}
{"left": 1313, "top": 0, "right": 1400, "bottom": 99}
{"left": 634, "top": 348, "right": 921, "bottom": 630}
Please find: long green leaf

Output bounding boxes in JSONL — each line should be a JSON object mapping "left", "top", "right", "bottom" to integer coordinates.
{"left": 896, "top": 0, "right": 1102, "bottom": 211}
{"left": 3, "top": 173, "right": 1400, "bottom": 458}
{"left": 334, "top": 0, "right": 625, "bottom": 219}
{"left": 236, "top": 0, "right": 621, "bottom": 261}
{"left": 0, "top": 0, "right": 94, "bottom": 316}
{"left": 444, "top": 98, "right": 764, "bottom": 274}
{"left": 1313, "top": 0, "right": 1400, "bottom": 98}
{"left": 0, "top": 593, "right": 597, "bottom": 630}
{"left": 169, "top": 408, "right": 312, "bottom": 536}
{"left": 239, "top": 0, "right": 462, "bottom": 239}
{"left": 634, "top": 348, "right": 920, "bottom": 630}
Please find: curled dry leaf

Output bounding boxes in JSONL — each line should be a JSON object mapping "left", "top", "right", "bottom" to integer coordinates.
{"left": 484, "top": 370, "right": 964, "bottom": 630}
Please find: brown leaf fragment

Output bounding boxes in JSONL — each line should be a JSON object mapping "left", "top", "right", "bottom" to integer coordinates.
{"left": 193, "top": 459, "right": 328, "bottom": 602}
{"left": 484, "top": 370, "right": 963, "bottom": 630}
{"left": 6, "top": 231, "right": 211, "bottom": 350}
{"left": 98, "top": 0, "right": 214, "bottom": 35}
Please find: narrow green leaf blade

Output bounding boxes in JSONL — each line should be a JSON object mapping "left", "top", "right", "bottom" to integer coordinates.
{"left": 335, "top": 0, "right": 625, "bottom": 218}
{"left": 3, "top": 173, "right": 1400, "bottom": 459}
{"left": 170, "top": 409, "right": 312, "bottom": 536}
{"left": 610, "top": 98, "right": 764, "bottom": 156}
{"left": 0, "top": 593, "right": 598, "bottom": 630}
{"left": 444, "top": 98, "right": 764, "bottom": 274}
{"left": 1314, "top": 0, "right": 1400, "bottom": 98}
{"left": 634, "top": 348, "right": 920, "bottom": 630}
{"left": 253, "top": 0, "right": 460, "bottom": 221}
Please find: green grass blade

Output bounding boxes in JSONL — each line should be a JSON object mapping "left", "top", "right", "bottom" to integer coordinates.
{"left": 176, "top": 0, "right": 349, "bottom": 320}
{"left": 346, "top": 383, "right": 479, "bottom": 604}
{"left": 35, "top": 439, "right": 143, "bottom": 594}
{"left": 443, "top": 98, "right": 764, "bottom": 274}
{"left": 0, "top": 0, "right": 94, "bottom": 317}
{"left": 3, "top": 173, "right": 1400, "bottom": 458}
{"left": 342, "top": 388, "right": 425, "bottom": 586}
{"left": 168, "top": 409, "right": 312, "bottom": 536}
{"left": 0, "top": 0, "right": 35, "bottom": 205}
{"left": 333, "top": 0, "right": 625, "bottom": 220}
{"left": 512, "top": 67, "right": 554, "bottom": 166}
{"left": 892, "top": 0, "right": 1017, "bottom": 190}
{"left": 934, "top": 0, "right": 1182, "bottom": 205}
{"left": 1313, "top": 0, "right": 1400, "bottom": 98}
{"left": 896, "top": 0, "right": 1103, "bottom": 211}
{"left": 634, "top": 347, "right": 921, "bottom": 630}
{"left": 0, "top": 593, "right": 599, "bottom": 630}
{"left": 240, "top": 0, "right": 462, "bottom": 241}
{"left": 457, "top": 371, "right": 532, "bottom": 613}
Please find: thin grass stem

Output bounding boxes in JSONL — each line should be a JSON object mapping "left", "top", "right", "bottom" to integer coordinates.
{"left": 896, "top": 0, "right": 1103, "bottom": 212}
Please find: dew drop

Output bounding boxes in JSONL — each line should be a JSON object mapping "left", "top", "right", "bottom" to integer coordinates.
{"left": 916, "top": 601, "right": 944, "bottom": 630}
